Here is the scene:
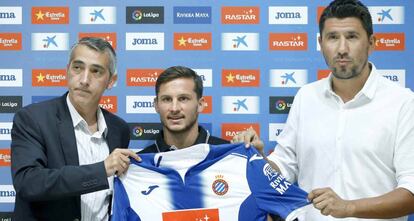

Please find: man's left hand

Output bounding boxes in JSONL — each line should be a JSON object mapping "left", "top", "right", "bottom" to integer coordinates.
{"left": 231, "top": 127, "right": 264, "bottom": 153}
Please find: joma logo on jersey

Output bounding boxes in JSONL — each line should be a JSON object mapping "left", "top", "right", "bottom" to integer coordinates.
{"left": 221, "top": 7, "right": 260, "bottom": 24}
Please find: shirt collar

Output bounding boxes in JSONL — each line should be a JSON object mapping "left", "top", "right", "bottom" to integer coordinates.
{"left": 155, "top": 126, "right": 209, "bottom": 152}
{"left": 66, "top": 95, "right": 108, "bottom": 137}
{"left": 323, "top": 62, "right": 379, "bottom": 102}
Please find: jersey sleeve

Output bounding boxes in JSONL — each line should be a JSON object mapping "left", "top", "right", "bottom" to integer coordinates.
{"left": 112, "top": 177, "right": 142, "bottom": 221}
{"left": 247, "top": 153, "right": 310, "bottom": 221}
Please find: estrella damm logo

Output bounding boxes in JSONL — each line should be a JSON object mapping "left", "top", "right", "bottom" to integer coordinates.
{"left": 32, "top": 7, "right": 69, "bottom": 24}
{"left": 174, "top": 33, "right": 212, "bottom": 50}
{"left": 32, "top": 69, "right": 66, "bottom": 87}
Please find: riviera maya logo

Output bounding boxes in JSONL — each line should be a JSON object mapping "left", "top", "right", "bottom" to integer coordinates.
{"left": 132, "top": 126, "right": 143, "bottom": 137}
{"left": 132, "top": 10, "right": 143, "bottom": 21}
{"left": 275, "top": 100, "right": 286, "bottom": 111}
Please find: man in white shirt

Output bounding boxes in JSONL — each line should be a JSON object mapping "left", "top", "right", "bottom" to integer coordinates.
{"left": 11, "top": 37, "right": 140, "bottom": 221}
{"left": 235, "top": 0, "right": 414, "bottom": 220}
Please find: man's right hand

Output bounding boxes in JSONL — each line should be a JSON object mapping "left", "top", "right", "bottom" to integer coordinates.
{"left": 104, "top": 148, "right": 141, "bottom": 177}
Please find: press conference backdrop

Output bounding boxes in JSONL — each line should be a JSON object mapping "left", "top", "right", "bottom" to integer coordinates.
{"left": 0, "top": 0, "right": 413, "bottom": 219}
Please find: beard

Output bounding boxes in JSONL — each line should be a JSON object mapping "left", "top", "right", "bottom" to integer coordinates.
{"left": 161, "top": 111, "right": 199, "bottom": 136}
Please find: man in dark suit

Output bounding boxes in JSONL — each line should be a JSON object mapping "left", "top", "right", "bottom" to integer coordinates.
{"left": 11, "top": 37, "right": 140, "bottom": 221}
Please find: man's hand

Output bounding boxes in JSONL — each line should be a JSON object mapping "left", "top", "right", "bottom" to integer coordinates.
{"left": 308, "top": 187, "right": 356, "bottom": 218}
{"left": 231, "top": 127, "right": 264, "bottom": 153}
{"left": 104, "top": 148, "right": 141, "bottom": 177}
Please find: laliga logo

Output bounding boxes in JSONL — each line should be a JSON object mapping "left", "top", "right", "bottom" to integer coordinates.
{"left": 275, "top": 100, "right": 286, "bottom": 110}
{"left": 132, "top": 10, "right": 143, "bottom": 21}
{"left": 132, "top": 126, "right": 143, "bottom": 137}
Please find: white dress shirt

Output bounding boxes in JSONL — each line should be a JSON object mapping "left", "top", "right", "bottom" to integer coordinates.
{"left": 268, "top": 63, "right": 414, "bottom": 221}
{"left": 67, "top": 96, "right": 112, "bottom": 221}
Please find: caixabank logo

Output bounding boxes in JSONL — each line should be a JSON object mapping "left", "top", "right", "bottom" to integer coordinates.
{"left": 221, "top": 33, "right": 259, "bottom": 51}
{"left": 0, "top": 7, "right": 22, "bottom": 24}
{"left": 126, "top": 6, "right": 164, "bottom": 24}
{"left": 0, "top": 69, "right": 22, "bottom": 87}
{"left": 32, "top": 69, "right": 66, "bottom": 87}
{"left": 31, "top": 33, "right": 69, "bottom": 51}
{"left": 127, "top": 69, "right": 163, "bottom": 86}
{"left": 221, "top": 96, "right": 260, "bottom": 114}
{"left": 129, "top": 123, "right": 162, "bottom": 140}
{"left": 173, "top": 6, "right": 211, "bottom": 24}
{"left": 31, "top": 7, "right": 69, "bottom": 24}
{"left": 79, "top": 32, "right": 117, "bottom": 49}
{"left": 269, "top": 69, "right": 308, "bottom": 88}
{"left": 79, "top": 6, "right": 116, "bottom": 24}
{"left": 369, "top": 6, "right": 404, "bottom": 24}
{"left": 0, "top": 96, "right": 22, "bottom": 113}
{"left": 269, "top": 96, "right": 294, "bottom": 114}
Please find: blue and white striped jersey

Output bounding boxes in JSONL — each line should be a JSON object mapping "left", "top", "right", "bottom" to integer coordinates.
{"left": 112, "top": 143, "right": 310, "bottom": 221}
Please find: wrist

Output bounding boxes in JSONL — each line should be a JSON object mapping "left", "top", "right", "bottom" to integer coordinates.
{"left": 346, "top": 200, "right": 357, "bottom": 217}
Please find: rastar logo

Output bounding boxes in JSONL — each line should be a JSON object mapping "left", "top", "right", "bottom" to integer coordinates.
{"left": 221, "top": 6, "right": 260, "bottom": 24}
{"left": 79, "top": 32, "right": 117, "bottom": 49}
{"left": 32, "top": 7, "right": 69, "bottom": 24}
{"left": 317, "top": 69, "right": 331, "bottom": 80}
{"left": 174, "top": 33, "right": 212, "bottom": 50}
{"left": 127, "top": 69, "right": 163, "bottom": 86}
{"left": 0, "top": 149, "right": 11, "bottom": 166}
{"left": 269, "top": 33, "right": 308, "bottom": 50}
{"left": 0, "top": 33, "right": 21, "bottom": 50}
{"left": 221, "top": 123, "right": 260, "bottom": 141}
{"left": 222, "top": 69, "right": 260, "bottom": 87}
{"left": 201, "top": 96, "right": 212, "bottom": 114}
{"left": 374, "top": 33, "right": 405, "bottom": 51}
{"left": 99, "top": 96, "right": 117, "bottom": 113}
{"left": 32, "top": 69, "right": 66, "bottom": 87}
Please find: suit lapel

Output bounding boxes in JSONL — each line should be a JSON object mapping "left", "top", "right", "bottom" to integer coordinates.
{"left": 103, "top": 111, "right": 118, "bottom": 153}
{"left": 57, "top": 94, "right": 80, "bottom": 166}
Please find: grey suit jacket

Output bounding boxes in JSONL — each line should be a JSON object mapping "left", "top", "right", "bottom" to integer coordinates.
{"left": 11, "top": 93, "right": 130, "bottom": 221}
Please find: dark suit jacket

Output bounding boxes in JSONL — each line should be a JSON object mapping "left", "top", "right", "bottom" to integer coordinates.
{"left": 11, "top": 93, "right": 130, "bottom": 221}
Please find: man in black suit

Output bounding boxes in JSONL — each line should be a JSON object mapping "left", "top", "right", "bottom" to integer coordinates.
{"left": 11, "top": 37, "right": 139, "bottom": 221}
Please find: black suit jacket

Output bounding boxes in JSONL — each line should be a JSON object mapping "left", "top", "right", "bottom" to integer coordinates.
{"left": 11, "top": 93, "right": 130, "bottom": 221}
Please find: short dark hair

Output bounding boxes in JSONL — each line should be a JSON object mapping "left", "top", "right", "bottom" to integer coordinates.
{"left": 319, "top": 0, "right": 373, "bottom": 38}
{"left": 155, "top": 66, "right": 203, "bottom": 99}
{"left": 68, "top": 37, "right": 117, "bottom": 77}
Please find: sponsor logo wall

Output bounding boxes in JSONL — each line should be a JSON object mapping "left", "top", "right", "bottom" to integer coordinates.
{"left": 0, "top": 2, "right": 413, "bottom": 218}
